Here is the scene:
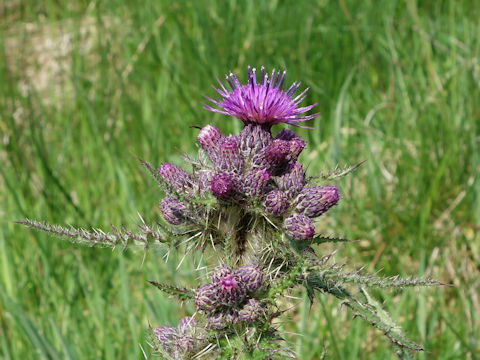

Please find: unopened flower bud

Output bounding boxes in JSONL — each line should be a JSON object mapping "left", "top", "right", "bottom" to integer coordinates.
{"left": 215, "top": 274, "right": 246, "bottom": 306}
{"left": 274, "top": 162, "right": 305, "bottom": 197}
{"left": 176, "top": 336, "right": 195, "bottom": 353}
{"left": 283, "top": 213, "right": 315, "bottom": 240}
{"left": 196, "top": 170, "right": 215, "bottom": 193}
{"left": 287, "top": 137, "right": 306, "bottom": 161}
{"left": 294, "top": 186, "right": 340, "bottom": 218}
{"left": 177, "top": 317, "right": 197, "bottom": 335}
{"left": 211, "top": 264, "right": 233, "bottom": 283}
{"left": 206, "top": 310, "right": 238, "bottom": 330}
{"left": 235, "top": 264, "right": 263, "bottom": 292}
{"left": 154, "top": 326, "right": 177, "bottom": 348}
{"left": 275, "top": 128, "right": 298, "bottom": 141}
{"left": 253, "top": 139, "right": 291, "bottom": 170}
{"left": 215, "top": 135, "right": 244, "bottom": 173}
{"left": 210, "top": 173, "right": 235, "bottom": 199}
{"left": 197, "top": 125, "right": 223, "bottom": 154}
{"left": 160, "top": 197, "right": 188, "bottom": 225}
{"left": 238, "top": 299, "right": 263, "bottom": 322}
{"left": 240, "top": 124, "right": 272, "bottom": 155}
{"left": 263, "top": 189, "right": 289, "bottom": 216}
{"left": 241, "top": 168, "right": 271, "bottom": 197}
{"left": 158, "top": 163, "right": 193, "bottom": 192}
{"left": 195, "top": 283, "right": 219, "bottom": 313}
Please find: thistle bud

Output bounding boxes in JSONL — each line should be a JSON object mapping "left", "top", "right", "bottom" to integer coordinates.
{"left": 294, "top": 186, "right": 340, "bottom": 218}
{"left": 238, "top": 299, "right": 263, "bottom": 322}
{"left": 176, "top": 336, "right": 195, "bottom": 353}
{"left": 253, "top": 139, "right": 291, "bottom": 170}
{"left": 274, "top": 162, "right": 305, "bottom": 197}
{"left": 287, "top": 137, "right": 306, "bottom": 161}
{"left": 195, "top": 283, "right": 219, "bottom": 313}
{"left": 196, "top": 169, "right": 215, "bottom": 193}
{"left": 158, "top": 163, "right": 193, "bottom": 193}
{"left": 215, "top": 274, "right": 246, "bottom": 306}
{"left": 215, "top": 135, "right": 244, "bottom": 173}
{"left": 240, "top": 124, "right": 272, "bottom": 155}
{"left": 197, "top": 125, "right": 223, "bottom": 155}
{"left": 160, "top": 197, "right": 188, "bottom": 225}
{"left": 210, "top": 172, "right": 235, "bottom": 199}
{"left": 211, "top": 264, "right": 233, "bottom": 283}
{"left": 275, "top": 128, "right": 298, "bottom": 141}
{"left": 177, "top": 317, "right": 197, "bottom": 335}
{"left": 283, "top": 213, "right": 315, "bottom": 240}
{"left": 154, "top": 326, "right": 177, "bottom": 348}
{"left": 235, "top": 264, "right": 263, "bottom": 292}
{"left": 241, "top": 168, "right": 271, "bottom": 197}
{"left": 263, "top": 189, "right": 289, "bottom": 216}
{"left": 275, "top": 129, "right": 306, "bottom": 161}
{"left": 206, "top": 310, "right": 238, "bottom": 330}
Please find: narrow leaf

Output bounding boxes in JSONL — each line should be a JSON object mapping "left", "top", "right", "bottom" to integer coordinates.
{"left": 148, "top": 281, "right": 195, "bottom": 301}
{"left": 316, "top": 161, "right": 365, "bottom": 181}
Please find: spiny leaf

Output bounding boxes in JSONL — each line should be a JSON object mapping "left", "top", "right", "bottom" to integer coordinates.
{"left": 315, "top": 161, "right": 365, "bottom": 181}
{"left": 310, "top": 235, "right": 354, "bottom": 245}
{"left": 306, "top": 274, "right": 423, "bottom": 352}
{"left": 329, "top": 272, "right": 444, "bottom": 289}
{"left": 139, "top": 158, "right": 167, "bottom": 189}
{"left": 148, "top": 281, "right": 195, "bottom": 301}
{"left": 17, "top": 218, "right": 169, "bottom": 249}
{"left": 353, "top": 287, "right": 424, "bottom": 352}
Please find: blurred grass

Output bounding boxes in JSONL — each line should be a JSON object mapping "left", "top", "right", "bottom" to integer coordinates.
{"left": 0, "top": 0, "right": 479, "bottom": 359}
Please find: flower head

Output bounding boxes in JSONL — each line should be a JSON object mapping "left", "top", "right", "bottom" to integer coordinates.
{"left": 294, "top": 185, "right": 340, "bottom": 218}
{"left": 159, "top": 197, "right": 188, "bottom": 225}
{"left": 283, "top": 213, "right": 315, "bottom": 241}
{"left": 238, "top": 299, "right": 264, "bottom": 323}
{"left": 235, "top": 264, "right": 264, "bottom": 292}
{"left": 204, "top": 66, "right": 318, "bottom": 127}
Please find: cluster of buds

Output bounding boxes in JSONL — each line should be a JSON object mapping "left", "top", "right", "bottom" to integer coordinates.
{"left": 158, "top": 123, "right": 340, "bottom": 241}
{"left": 195, "top": 264, "right": 265, "bottom": 329}
{"left": 153, "top": 317, "right": 205, "bottom": 359}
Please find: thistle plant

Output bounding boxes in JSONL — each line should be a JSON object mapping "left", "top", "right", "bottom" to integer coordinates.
{"left": 19, "top": 66, "right": 441, "bottom": 359}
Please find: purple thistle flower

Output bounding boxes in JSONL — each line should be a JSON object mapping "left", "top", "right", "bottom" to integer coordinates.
{"left": 294, "top": 186, "right": 340, "bottom": 218}
{"left": 215, "top": 135, "right": 244, "bottom": 173}
{"left": 154, "top": 326, "right": 177, "bottom": 348}
{"left": 283, "top": 213, "right": 315, "bottom": 241}
{"left": 274, "top": 162, "right": 305, "bottom": 197}
{"left": 158, "top": 163, "right": 193, "bottom": 193}
{"left": 238, "top": 299, "right": 264, "bottom": 323}
{"left": 263, "top": 189, "right": 289, "bottom": 216}
{"left": 204, "top": 66, "right": 319, "bottom": 127}
{"left": 159, "top": 197, "right": 188, "bottom": 225}
{"left": 241, "top": 168, "right": 271, "bottom": 197}
{"left": 195, "top": 283, "right": 219, "bottom": 313}
{"left": 211, "top": 264, "right": 233, "bottom": 283}
{"left": 239, "top": 124, "right": 272, "bottom": 154}
{"left": 210, "top": 172, "right": 236, "bottom": 199}
{"left": 235, "top": 264, "right": 264, "bottom": 292}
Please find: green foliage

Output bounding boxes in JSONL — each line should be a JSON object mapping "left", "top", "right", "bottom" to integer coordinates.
{"left": 147, "top": 281, "right": 194, "bottom": 301}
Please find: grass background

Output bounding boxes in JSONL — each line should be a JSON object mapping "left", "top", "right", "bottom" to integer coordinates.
{"left": 1, "top": 0, "right": 479, "bottom": 359}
